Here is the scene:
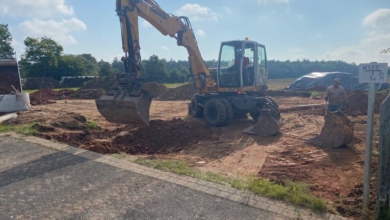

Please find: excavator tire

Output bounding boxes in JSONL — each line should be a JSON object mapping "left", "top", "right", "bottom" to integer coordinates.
{"left": 265, "top": 96, "right": 279, "bottom": 110}
{"left": 244, "top": 97, "right": 282, "bottom": 136}
{"left": 190, "top": 96, "right": 203, "bottom": 118}
{"left": 203, "top": 98, "right": 227, "bottom": 127}
{"left": 220, "top": 98, "right": 233, "bottom": 125}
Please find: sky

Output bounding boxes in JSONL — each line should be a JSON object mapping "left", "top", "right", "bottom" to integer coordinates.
{"left": 1, "top": 0, "right": 390, "bottom": 65}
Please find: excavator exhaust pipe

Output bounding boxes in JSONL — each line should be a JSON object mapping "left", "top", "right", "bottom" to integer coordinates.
{"left": 96, "top": 89, "right": 153, "bottom": 127}
{"left": 243, "top": 103, "right": 283, "bottom": 136}
{"left": 307, "top": 111, "right": 354, "bottom": 148}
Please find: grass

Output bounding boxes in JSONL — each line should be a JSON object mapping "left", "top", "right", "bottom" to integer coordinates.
{"left": 163, "top": 83, "right": 188, "bottom": 88}
{"left": 24, "top": 87, "right": 80, "bottom": 94}
{"left": 121, "top": 157, "right": 326, "bottom": 212}
{"left": 310, "top": 91, "right": 322, "bottom": 97}
{"left": 86, "top": 120, "right": 101, "bottom": 129}
{"left": 267, "top": 78, "right": 295, "bottom": 90}
{"left": 0, "top": 123, "right": 38, "bottom": 135}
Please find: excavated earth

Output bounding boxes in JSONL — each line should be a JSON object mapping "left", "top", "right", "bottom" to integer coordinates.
{"left": 6, "top": 85, "right": 389, "bottom": 219}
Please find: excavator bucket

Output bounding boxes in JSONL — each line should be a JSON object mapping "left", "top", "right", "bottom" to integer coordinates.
{"left": 0, "top": 59, "right": 22, "bottom": 94}
{"left": 307, "top": 111, "right": 354, "bottom": 148}
{"left": 96, "top": 90, "right": 153, "bottom": 126}
{"left": 95, "top": 82, "right": 163, "bottom": 127}
{"left": 243, "top": 103, "right": 283, "bottom": 136}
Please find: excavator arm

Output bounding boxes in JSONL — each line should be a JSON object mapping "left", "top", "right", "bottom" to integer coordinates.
{"left": 116, "top": 0, "right": 216, "bottom": 93}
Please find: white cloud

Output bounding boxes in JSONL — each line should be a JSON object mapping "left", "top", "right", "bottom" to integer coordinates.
{"left": 11, "top": 39, "right": 24, "bottom": 57}
{"left": 0, "top": 0, "right": 74, "bottom": 18}
{"left": 196, "top": 29, "right": 206, "bottom": 37}
{"left": 316, "top": 33, "right": 323, "bottom": 38}
{"left": 257, "top": 0, "right": 289, "bottom": 5}
{"left": 323, "top": 8, "right": 390, "bottom": 63}
{"left": 19, "top": 18, "right": 87, "bottom": 45}
{"left": 363, "top": 9, "right": 390, "bottom": 29}
{"left": 176, "top": 4, "right": 222, "bottom": 21}
{"left": 159, "top": 45, "right": 169, "bottom": 51}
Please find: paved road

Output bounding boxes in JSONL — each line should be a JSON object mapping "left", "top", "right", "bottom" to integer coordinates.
{"left": 0, "top": 136, "right": 291, "bottom": 220}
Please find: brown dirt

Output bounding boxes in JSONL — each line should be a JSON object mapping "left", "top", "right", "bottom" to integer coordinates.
{"left": 6, "top": 95, "right": 384, "bottom": 219}
{"left": 156, "top": 83, "right": 196, "bottom": 101}
{"left": 69, "top": 89, "right": 105, "bottom": 99}
{"left": 29, "top": 89, "right": 58, "bottom": 105}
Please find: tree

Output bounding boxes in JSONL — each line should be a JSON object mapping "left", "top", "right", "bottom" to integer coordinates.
{"left": 57, "top": 55, "right": 88, "bottom": 78}
{"left": 0, "top": 23, "right": 15, "bottom": 59}
{"left": 111, "top": 57, "right": 125, "bottom": 72}
{"left": 20, "top": 36, "right": 63, "bottom": 79}
{"left": 98, "top": 60, "right": 113, "bottom": 77}
{"left": 78, "top": 54, "right": 99, "bottom": 76}
{"left": 142, "top": 55, "right": 168, "bottom": 83}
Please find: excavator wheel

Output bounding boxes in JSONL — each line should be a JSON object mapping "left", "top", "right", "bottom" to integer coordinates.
{"left": 220, "top": 98, "right": 233, "bottom": 125}
{"left": 265, "top": 96, "right": 279, "bottom": 110}
{"left": 244, "top": 97, "right": 283, "bottom": 136}
{"left": 203, "top": 98, "right": 227, "bottom": 127}
{"left": 190, "top": 96, "right": 203, "bottom": 118}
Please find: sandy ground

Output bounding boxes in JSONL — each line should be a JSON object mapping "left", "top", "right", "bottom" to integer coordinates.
{"left": 9, "top": 97, "right": 381, "bottom": 219}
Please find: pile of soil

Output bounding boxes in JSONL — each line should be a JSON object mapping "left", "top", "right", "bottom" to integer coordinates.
{"left": 156, "top": 83, "right": 196, "bottom": 101}
{"left": 70, "top": 89, "right": 105, "bottom": 99}
{"left": 81, "top": 73, "right": 117, "bottom": 92}
{"left": 7, "top": 110, "right": 215, "bottom": 155}
{"left": 345, "top": 90, "right": 388, "bottom": 116}
{"left": 29, "top": 89, "right": 57, "bottom": 105}
{"left": 141, "top": 82, "right": 168, "bottom": 98}
{"left": 113, "top": 118, "right": 212, "bottom": 154}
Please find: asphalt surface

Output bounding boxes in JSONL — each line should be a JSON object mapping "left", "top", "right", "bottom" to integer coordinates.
{"left": 0, "top": 136, "right": 290, "bottom": 220}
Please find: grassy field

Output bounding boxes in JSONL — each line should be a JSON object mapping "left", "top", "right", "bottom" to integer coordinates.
{"left": 163, "top": 83, "right": 188, "bottom": 88}
{"left": 267, "top": 78, "right": 295, "bottom": 90}
{"left": 24, "top": 87, "right": 79, "bottom": 94}
{"left": 22, "top": 79, "right": 295, "bottom": 93}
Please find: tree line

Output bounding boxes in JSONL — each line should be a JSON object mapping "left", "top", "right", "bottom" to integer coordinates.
{"left": 1, "top": 23, "right": 388, "bottom": 84}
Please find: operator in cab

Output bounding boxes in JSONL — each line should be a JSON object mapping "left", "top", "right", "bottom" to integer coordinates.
{"left": 324, "top": 78, "right": 349, "bottom": 112}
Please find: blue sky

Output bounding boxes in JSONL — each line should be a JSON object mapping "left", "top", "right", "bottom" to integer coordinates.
{"left": 1, "top": 0, "right": 390, "bottom": 64}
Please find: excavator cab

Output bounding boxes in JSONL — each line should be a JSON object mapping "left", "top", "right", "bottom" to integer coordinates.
{"left": 217, "top": 40, "right": 268, "bottom": 91}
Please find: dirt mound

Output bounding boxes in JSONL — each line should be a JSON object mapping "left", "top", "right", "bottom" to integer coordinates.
{"left": 141, "top": 82, "right": 169, "bottom": 98}
{"left": 70, "top": 89, "right": 105, "bottom": 99}
{"left": 29, "top": 89, "right": 57, "bottom": 105}
{"left": 113, "top": 118, "right": 212, "bottom": 154}
{"left": 156, "top": 83, "right": 195, "bottom": 101}
{"left": 345, "top": 90, "right": 388, "bottom": 116}
{"left": 8, "top": 109, "right": 214, "bottom": 155}
{"left": 81, "top": 73, "right": 117, "bottom": 92}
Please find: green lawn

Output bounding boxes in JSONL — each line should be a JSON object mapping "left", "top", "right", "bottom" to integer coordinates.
{"left": 163, "top": 83, "right": 188, "bottom": 88}
{"left": 267, "top": 78, "right": 295, "bottom": 90}
{"left": 23, "top": 87, "right": 80, "bottom": 94}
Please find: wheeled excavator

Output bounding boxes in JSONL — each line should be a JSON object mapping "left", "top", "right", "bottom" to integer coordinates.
{"left": 96, "top": 0, "right": 283, "bottom": 136}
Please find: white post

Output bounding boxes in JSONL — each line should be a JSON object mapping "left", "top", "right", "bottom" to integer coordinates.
{"left": 363, "top": 82, "right": 376, "bottom": 218}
